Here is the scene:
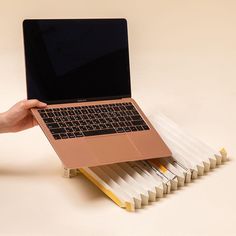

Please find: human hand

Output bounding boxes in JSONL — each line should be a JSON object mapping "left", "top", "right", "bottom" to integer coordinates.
{"left": 0, "top": 99, "right": 47, "bottom": 133}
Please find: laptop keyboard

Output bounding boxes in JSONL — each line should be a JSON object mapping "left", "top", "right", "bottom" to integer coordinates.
{"left": 38, "top": 102, "right": 150, "bottom": 140}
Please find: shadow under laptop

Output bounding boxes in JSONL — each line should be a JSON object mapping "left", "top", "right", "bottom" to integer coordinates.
{"left": 60, "top": 173, "right": 107, "bottom": 207}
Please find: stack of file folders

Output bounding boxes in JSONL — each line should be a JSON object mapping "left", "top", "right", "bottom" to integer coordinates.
{"left": 63, "top": 112, "right": 228, "bottom": 211}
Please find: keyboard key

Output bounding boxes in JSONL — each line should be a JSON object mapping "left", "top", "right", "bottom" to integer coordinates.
{"left": 68, "top": 111, "right": 75, "bottom": 115}
{"left": 50, "top": 128, "right": 66, "bottom": 134}
{"left": 75, "top": 132, "right": 83, "bottom": 137}
{"left": 80, "top": 125, "right": 87, "bottom": 131}
{"left": 54, "top": 112, "right": 61, "bottom": 116}
{"left": 101, "top": 108, "right": 108, "bottom": 112}
{"left": 118, "top": 117, "right": 125, "bottom": 122}
{"left": 125, "top": 121, "right": 132, "bottom": 126}
{"left": 86, "top": 125, "right": 93, "bottom": 130}
{"left": 130, "top": 126, "right": 137, "bottom": 131}
{"left": 131, "top": 120, "right": 145, "bottom": 126}
{"left": 61, "top": 117, "right": 69, "bottom": 122}
{"left": 68, "top": 133, "right": 75, "bottom": 138}
{"left": 82, "top": 114, "right": 89, "bottom": 120}
{"left": 66, "top": 122, "right": 73, "bottom": 127}
{"left": 125, "top": 111, "right": 132, "bottom": 116}
{"left": 124, "top": 127, "right": 131, "bottom": 132}
{"left": 65, "top": 127, "right": 73, "bottom": 132}
{"left": 75, "top": 115, "right": 82, "bottom": 120}
{"left": 113, "top": 107, "right": 120, "bottom": 111}
{"left": 58, "top": 122, "right": 66, "bottom": 128}
{"left": 131, "top": 115, "right": 142, "bottom": 121}
{"left": 40, "top": 113, "right": 48, "bottom": 118}
{"left": 60, "top": 133, "right": 68, "bottom": 139}
{"left": 83, "top": 128, "right": 116, "bottom": 136}
{"left": 38, "top": 109, "right": 46, "bottom": 114}
{"left": 116, "top": 127, "right": 124, "bottom": 133}
{"left": 125, "top": 105, "right": 135, "bottom": 110}
{"left": 100, "top": 124, "right": 106, "bottom": 129}
{"left": 137, "top": 125, "right": 143, "bottom": 130}
{"left": 112, "top": 117, "right": 119, "bottom": 122}
{"left": 106, "top": 118, "right": 113, "bottom": 123}
{"left": 47, "top": 112, "right": 54, "bottom": 118}
{"left": 47, "top": 123, "right": 60, "bottom": 129}
{"left": 69, "top": 116, "right": 76, "bottom": 121}
{"left": 74, "top": 127, "right": 81, "bottom": 132}
{"left": 142, "top": 125, "right": 149, "bottom": 130}
{"left": 132, "top": 110, "right": 139, "bottom": 115}
{"left": 75, "top": 110, "right": 82, "bottom": 115}
{"left": 106, "top": 123, "right": 113, "bottom": 129}
{"left": 53, "top": 134, "right": 61, "bottom": 140}
{"left": 124, "top": 116, "right": 131, "bottom": 121}
{"left": 93, "top": 124, "right": 100, "bottom": 130}
{"left": 119, "top": 122, "right": 125, "bottom": 127}
{"left": 96, "top": 114, "right": 102, "bottom": 119}
{"left": 43, "top": 118, "right": 54, "bottom": 123}
{"left": 112, "top": 123, "right": 119, "bottom": 128}
{"left": 88, "top": 114, "right": 95, "bottom": 119}
{"left": 80, "top": 120, "right": 86, "bottom": 126}
{"left": 81, "top": 109, "right": 88, "bottom": 114}
{"left": 55, "top": 117, "right": 62, "bottom": 122}
{"left": 99, "top": 118, "right": 106, "bottom": 123}
{"left": 61, "top": 111, "right": 69, "bottom": 116}
{"left": 72, "top": 121, "right": 79, "bottom": 126}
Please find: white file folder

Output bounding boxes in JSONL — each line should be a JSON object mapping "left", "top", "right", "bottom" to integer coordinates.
{"left": 63, "top": 113, "right": 228, "bottom": 211}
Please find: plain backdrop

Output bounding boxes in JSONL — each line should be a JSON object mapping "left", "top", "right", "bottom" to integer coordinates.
{"left": 0, "top": 1, "right": 235, "bottom": 236}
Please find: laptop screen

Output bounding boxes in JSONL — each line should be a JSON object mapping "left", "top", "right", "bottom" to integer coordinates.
{"left": 23, "top": 19, "right": 131, "bottom": 103}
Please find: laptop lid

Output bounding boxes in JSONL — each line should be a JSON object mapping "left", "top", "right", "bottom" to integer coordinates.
{"left": 23, "top": 19, "right": 131, "bottom": 104}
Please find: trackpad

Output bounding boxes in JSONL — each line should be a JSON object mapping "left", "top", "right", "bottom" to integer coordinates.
{"left": 86, "top": 135, "right": 142, "bottom": 165}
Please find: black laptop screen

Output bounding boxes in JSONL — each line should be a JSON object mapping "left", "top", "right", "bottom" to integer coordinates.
{"left": 23, "top": 19, "right": 131, "bottom": 103}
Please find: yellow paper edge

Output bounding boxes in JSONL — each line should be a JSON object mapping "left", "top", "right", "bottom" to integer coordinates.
{"left": 220, "top": 148, "right": 227, "bottom": 160}
{"left": 79, "top": 168, "right": 125, "bottom": 209}
{"left": 125, "top": 202, "right": 135, "bottom": 212}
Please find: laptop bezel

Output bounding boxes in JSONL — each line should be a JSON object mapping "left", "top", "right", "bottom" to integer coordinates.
{"left": 23, "top": 18, "right": 132, "bottom": 105}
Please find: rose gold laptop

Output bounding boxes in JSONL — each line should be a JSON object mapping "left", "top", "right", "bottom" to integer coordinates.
{"left": 23, "top": 18, "right": 171, "bottom": 168}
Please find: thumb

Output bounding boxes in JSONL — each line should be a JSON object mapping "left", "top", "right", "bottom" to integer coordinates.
{"left": 23, "top": 99, "right": 47, "bottom": 110}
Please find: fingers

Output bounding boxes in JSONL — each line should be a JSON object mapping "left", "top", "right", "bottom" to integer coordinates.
{"left": 32, "top": 117, "right": 39, "bottom": 127}
{"left": 21, "top": 99, "right": 47, "bottom": 110}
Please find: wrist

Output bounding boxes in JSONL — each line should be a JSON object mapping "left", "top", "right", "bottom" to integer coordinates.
{"left": 0, "top": 112, "right": 9, "bottom": 133}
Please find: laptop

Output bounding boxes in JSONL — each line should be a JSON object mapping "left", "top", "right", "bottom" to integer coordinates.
{"left": 23, "top": 18, "right": 171, "bottom": 168}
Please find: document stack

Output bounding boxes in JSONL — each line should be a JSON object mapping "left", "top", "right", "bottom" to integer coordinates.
{"left": 63, "top": 113, "right": 228, "bottom": 211}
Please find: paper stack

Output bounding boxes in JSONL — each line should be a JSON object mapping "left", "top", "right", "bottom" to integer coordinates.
{"left": 63, "top": 113, "right": 228, "bottom": 211}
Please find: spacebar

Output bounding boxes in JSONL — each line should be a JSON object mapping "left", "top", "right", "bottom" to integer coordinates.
{"left": 83, "top": 129, "right": 116, "bottom": 136}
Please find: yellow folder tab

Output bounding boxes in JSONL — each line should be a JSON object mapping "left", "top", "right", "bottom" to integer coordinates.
{"left": 159, "top": 165, "right": 167, "bottom": 174}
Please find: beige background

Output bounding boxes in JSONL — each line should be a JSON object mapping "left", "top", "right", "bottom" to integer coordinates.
{"left": 0, "top": 0, "right": 236, "bottom": 235}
